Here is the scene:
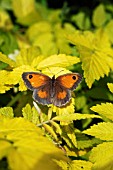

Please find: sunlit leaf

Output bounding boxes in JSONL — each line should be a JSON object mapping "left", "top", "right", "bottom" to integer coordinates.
{"left": 67, "top": 29, "right": 113, "bottom": 88}
{"left": 37, "top": 54, "right": 80, "bottom": 70}
{"left": 43, "top": 124, "right": 58, "bottom": 141}
{"left": 0, "top": 9, "right": 13, "bottom": 30}
{"left": 69, "top": 160, "right": 93, "bottom": 170}
{"left": 0, "top": 52, "right": 16, "bottom": 67}
{"left": 52, "top": 98, "right": 75, "bottom": 116}
{"left": 0, "top": 117, "right": 69, "bottom": 170}
{"left": 55, "top": 160, "right": 93, "bottom": 170}
{"left": 12, "top": 0, "right": 35, "bottom": 18}
{"left": 16, "top": 47, "right": 41, "bottom": 66}
{"left": 90, "top": 142, "right": 113, "bottom": 170}
{"left": 0, "top": 107, "right": 14, "bottom": 118}
{"left": 107, "top": 83, "right": 113, "bottom": 93}
{"left": 53, "top": 113, "right": 101, "bottom": 122}
{"left": 83, "top": 122, "right": 113, "bottom": 141}
{"left": 91, "top": 102, "right": 113, "bottom": 121}
{"left": 27, "top": 21, "right": 76, "bottom": 56}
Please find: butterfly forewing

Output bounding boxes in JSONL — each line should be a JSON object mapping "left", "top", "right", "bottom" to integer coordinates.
{"left": 22, "top": 72, "right": 82, "bottom": 107}
{"left": 22, "top": 72, "right": 51, "bottom": 90}
{"left": 56, "top": 73, "right": 82, "bottom": 90}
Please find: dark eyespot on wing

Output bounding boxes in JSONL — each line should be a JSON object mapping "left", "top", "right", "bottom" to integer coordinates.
{"left": 22, "top": 72, "right": 51, "bottom": 90}
{"left": 56, "top": 73, "right": 82, "bottom": 90}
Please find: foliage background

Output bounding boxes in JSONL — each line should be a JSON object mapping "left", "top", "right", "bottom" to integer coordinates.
{"left": 0, "top": 0, "right": 113, "bottom": 169}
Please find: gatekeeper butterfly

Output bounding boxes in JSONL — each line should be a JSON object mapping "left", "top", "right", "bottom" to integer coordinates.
{"left": 22, "top": 72, "right": 82, "bottom": 107}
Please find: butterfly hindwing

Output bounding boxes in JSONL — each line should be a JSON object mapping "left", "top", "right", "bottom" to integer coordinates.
{"left": 50, "top": 81, "right": 71, "bottom": 107}
{"left": 22, "top": 72, "right": 82, "bottom": 107}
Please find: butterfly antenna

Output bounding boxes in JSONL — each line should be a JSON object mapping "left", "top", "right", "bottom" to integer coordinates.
{"left": 56, "top": 69, "right": 64, "bottom": 76}
{"left": 47, "top": 67, "right": 54, "bottom": 76}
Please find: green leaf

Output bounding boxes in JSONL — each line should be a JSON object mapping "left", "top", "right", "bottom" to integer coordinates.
{"left": 90, "top": 142, "right": 113, "bottom": 170}
{"left": 91, "top": 103, "right": 113, "bottom": 121}
{"left": 67, "top": 29, "right": 113, "bottom": 88}
{"left": 72, "top": 12, "right": 91, "bottom": 30}
{"left": 77, "top": 133, "right": 102, "bottom": 149}
{"left": 83, "top": 122, "right": 113, "bottom": 141}
{"left": 93, "top": 4, "right": 107, "bottom": 27}
{"left": 105, "top": 20, "right": 113, "bottom": 43}
{"left": 0, "top": 117, "right": 69, "bottom": 170}
{"left": 107, "top": 83, "right": 113, "bottom": 93}
{"left": 0, "top": 107, "right": 14, "bottom": 118}
{"left": 75, "top": 96, "right": 87, "bottom": 110}
{"left": 53, "top": 113, "right": 101, "bottom": 122}
{"left": 86, "top": 87, "right": 112, "bottom": 100}
{"left": 0, "top": 32, "right": 18, "bottom": 55}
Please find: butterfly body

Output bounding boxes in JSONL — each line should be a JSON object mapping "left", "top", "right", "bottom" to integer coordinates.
{"left": 22, "top": 72, "right": 82, "bottom": 107}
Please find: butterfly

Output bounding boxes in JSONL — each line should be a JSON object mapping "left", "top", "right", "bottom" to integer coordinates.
{"left": 22, "top": 72, "right": 82, "bottom": 107}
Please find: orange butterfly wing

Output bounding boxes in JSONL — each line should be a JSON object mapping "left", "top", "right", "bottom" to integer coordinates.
{"left": 51, "top": 73, "right": 82, "bottom": 107}
{"left": 56, "top": 73, "right": 82, "bottom": 90}
{"left": 22, "top": 72, "right": 52, "bottom": 105}
{"left": 22, "top": 72, "right": 82, "bottom": 107}
{"left": 22, "top": 72, "right": 51, "bottom": 90}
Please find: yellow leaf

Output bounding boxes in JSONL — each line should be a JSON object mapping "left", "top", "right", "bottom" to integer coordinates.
{"left": 37, "top": 54, "right": 80, "bottom": 70}
{"left": 83, "top": 122, "right": 113, "bottom": 141}
{"left": 16, "top": 47, "right": 41, "bottom": 66}
{"left": 107, "top": 83, "right": 113, "bottom": 93}
{"left": 43, "top": 124, "right": 58, "bottom": 141}
{"left": 90, "top": 142, "right": 113, "bottom": 170}
{"left": 0, "top": 65, "right": 33, "bottom": 93}
{"left": 26, "top": 21, "right": 52, "bottom": 42}
{"left": 0, "top": 141, "right": 12, "bottom": 160}
{"left": 0, "top": 9, "right": 13, "bottom": 30}
{"left": 0, "top": 107, "right": 14, "bottom": 118}
{"left": 52, "top": 98, "right": 75, "bottom": 116}
{"left": 12, "top": 0, "right": 35, "bottom": 18}
{"left": 50, "top": 121, "right": 62, "bottom": 135}
{"left": 67, "top": 29, "right": 113, "bottom": 88}
{"left": 22, "top": 104, "right": 40, "bottom": 124}
{"left": 55, "top": 160, "right": 93, "bottom": 170}
{"left": 91, "top": 102, "right": 113, "bottom": 121}
{"left": 53, "top": 113, "right": 101, "bottom": 122}
{"left": 27, "top": 21, "right": 76, "bottom": 56}
{"left": 0, "top": 52, "right": 16, "bottom": 67}
{"left": 0, "top": 117, "right": 69, "bottom": 170}
{"left": 70, "top": 160, "right": 93, "bottom": 170}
